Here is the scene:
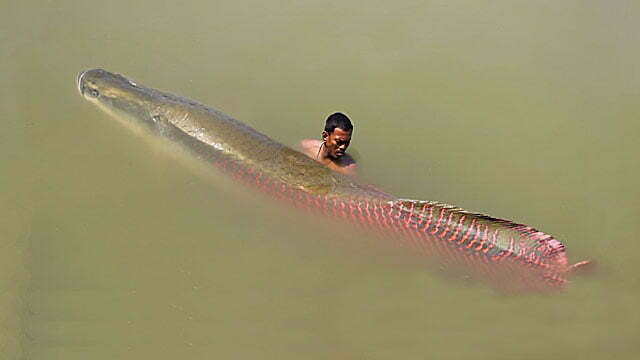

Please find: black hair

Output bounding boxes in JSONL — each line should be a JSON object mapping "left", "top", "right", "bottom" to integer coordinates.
{"left": 324, "top": 112, "right": 353, "bottom": 134}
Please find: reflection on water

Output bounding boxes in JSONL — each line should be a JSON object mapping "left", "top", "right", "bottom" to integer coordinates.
{"left": 2, "top": 0, "right": 639, "bottom": 359}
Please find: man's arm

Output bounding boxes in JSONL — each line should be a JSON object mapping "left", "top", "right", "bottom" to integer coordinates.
{"left": 338, "top": 161, "right": 357, "bottom": 176}
{"left": 335, "top": 154, "right": 357, "bottom": 176}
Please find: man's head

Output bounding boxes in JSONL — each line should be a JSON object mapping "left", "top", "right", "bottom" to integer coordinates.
{"left": 322, "top": 112, "right": 353, "bottom": 159}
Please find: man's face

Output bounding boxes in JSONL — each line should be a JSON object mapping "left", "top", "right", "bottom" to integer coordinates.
{"left": 323, "top": 127, "right": 352, "bottom": 159}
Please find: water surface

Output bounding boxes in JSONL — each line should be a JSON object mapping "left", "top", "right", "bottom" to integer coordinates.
{"left": 2, "top": 1, "right": 639, "bottom": 359}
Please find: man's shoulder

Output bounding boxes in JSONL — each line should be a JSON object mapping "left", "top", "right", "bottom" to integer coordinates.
{"left": 299, "top": 139, "right": 322, "bottom": 149}
{"left": 298, "top": 139, "right": 322, "bottom": 157}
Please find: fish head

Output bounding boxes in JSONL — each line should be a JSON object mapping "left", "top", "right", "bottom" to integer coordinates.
{"left": 77, "top": 69, "right": 157, "bottom": 133}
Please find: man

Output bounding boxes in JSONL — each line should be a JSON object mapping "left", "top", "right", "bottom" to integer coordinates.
{"left": 299, "top": 112, "right": 357, "bottom": 176}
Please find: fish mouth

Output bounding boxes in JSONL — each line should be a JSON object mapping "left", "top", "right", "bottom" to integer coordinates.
{"left": 76, "top": 69, "right": 88, "bottom": 96}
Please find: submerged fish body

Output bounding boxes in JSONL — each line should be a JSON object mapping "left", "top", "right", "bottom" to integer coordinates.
{"left": 77, "top": 69, "right": 589, "bottom": 292}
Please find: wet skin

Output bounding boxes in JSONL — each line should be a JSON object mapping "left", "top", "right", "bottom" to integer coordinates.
{"left": 300, "top": 127, "right": 356, "bottom": 176}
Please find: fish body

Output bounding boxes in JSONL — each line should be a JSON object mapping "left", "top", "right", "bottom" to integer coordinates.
{"left": 77, "top": 69, "right": 589, "bottom": 292}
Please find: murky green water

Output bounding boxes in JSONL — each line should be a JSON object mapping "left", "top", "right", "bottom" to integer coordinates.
{"left": 2, "top": 1, "right": 639, "bottom": 359}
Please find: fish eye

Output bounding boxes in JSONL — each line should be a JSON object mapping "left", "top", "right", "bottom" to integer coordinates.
{"left": 88, "top": 88, "right": 100, "bottom": 98}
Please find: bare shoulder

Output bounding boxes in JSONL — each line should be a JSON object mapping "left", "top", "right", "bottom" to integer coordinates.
{"left": 299, "top": 139, "right": 322, "bottom": 149}
{"left": 299, "top": 139, "right": 322, "bottom": 157}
